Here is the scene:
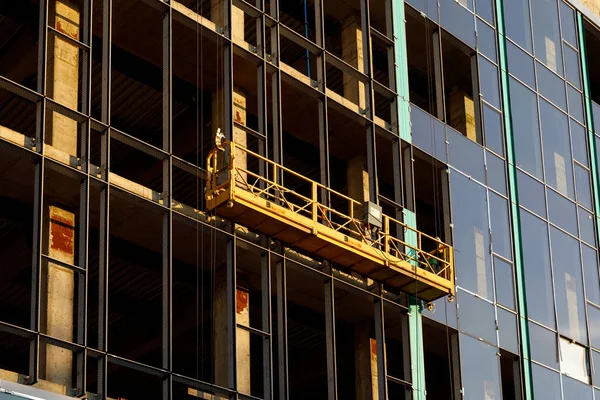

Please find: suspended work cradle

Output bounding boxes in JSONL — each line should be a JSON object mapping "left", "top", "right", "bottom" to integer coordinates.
{"left": 205, "top": 140, "right": 455, "bottom": 302}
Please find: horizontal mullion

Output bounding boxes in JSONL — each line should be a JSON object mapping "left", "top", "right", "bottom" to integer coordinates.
{"left": 234, "top": 120, "right": 267, "bottom": 141}
{"left": 46, "top": 98, "right": 88, "bottom": 124}
{"left": 232, "top": 0, "right": 263, "bottom": 18}
{"left": 107, "top": 354, "right": 169, "bottom": 378}
{"left": 325, "top": 51, "right": 368, "bottom": 83}
{"left": 42, "top": 254, "right": 86, "bottom": 274}
{"left": 48, "top": 26, "right": 91, "bottom": 51}
{"left": 110, "top": 128, "right": 169, "bottom": 160}
{"left": 0, "top": 75, "right": 43, "bottom": 103}
{"left": 370, "top": 27, "right": 394, "bottom": 46}
{"left": 386, "top": 374, "right": 412, "bottom": 387}
{"left": 373, "top": 79, "right": 397, "bottom": 100}
{"left": 279, "top": 23, "right": 323, "bottom": 55}
{"left": 172, "top": 155, "right": 206, "bottom": 179}
{"left": 236, "top": 323, "right": 270, "bottom": 337}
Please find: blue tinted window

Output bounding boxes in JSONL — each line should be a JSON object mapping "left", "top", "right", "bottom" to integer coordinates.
{"left": 476, "top": 0, "right": 495, "bottom": 25}
{"left": 551, "top": 227, "right": 587, "bottom": 343}
{"left": 561, "top": 376, "right": 592, "bottom": 397}
{"left": 483, "top": 103, "right": 503, "bottom": 155}
{"left": 537, "top": 62, "right": 566, "bottom": 111}
{"left": 494, "top": 256, "right": 515, "bottom": 309}
{"left": 522, "top": 210, "right": 555, "bottom": 327}
{"left": 486, "top": 150, "right": 507, "bottom": 195}
{"left": 589, "top": 304, "right": 600, "bottom": 350}
{"left": 460, "top": 334, "right": 502, "bottom": 399}
{"left": 448, "top": 127, "right": 485, "bottom": 183}
{"left": 571, "top": 120, "right": 588, "bottom": 166}
{"left": 575, "top": 164, "right": 592, "bottom": 210}
{"left": 540, "top": 99, "right": 573, "bottom": 198}
{"left": 497, "top": 308, "right": 519, "bottom": 353}
{"left": 568, "top": 85, "right": 584, "bottom": 123}
{"left": 412, "top": 105, "right": 446, "bottom": 159}
{"left": 507, "top": 40, "right": 535, "bottom": 88}
{"left": 517, "top": 169, "right": 546, "bottom": 217}
{"left": 583, "top": 245, "right": 600, "bottom": 306}
{"left": 547, "top": 189, "right": 578, "bottom": 236}
{"left": 503, "top": 0, "right": 532, "bottom": 51}
{"left": 532, "top": 363, "right": 561, "bottom": 400}
{"left": 440, "top": 0, "right": 476, "bottom": 49}
{"left": 560, "top": 1, "right": 578, "bottom": 48}
{"left": 529, "top": 322, "right": 559, "bottom": 368}
{"left": 450, "top": 172, "right": 493, "bottom": 299}
{"left": 510, "top": 78, "right": 543, "bottom": 178}
{"left": 579, "top": 207, "right": 595, "bottom": 246}
{"left": 531, "top": 0, "right": 563, "bottom": 75}
{"left": 458, "top": 290, "right": 496, "bottom": 343}
{"left": 564, "top": 45, "right": 581, "bottom": 89}
{"left": 480, "top": 57, "right": 500, "bottom": 108}
{"left": 489, "top": 192, "right": 512, "bottom": 259}
{"left": 477, "top": 19, "right": 497, "bottom": 61}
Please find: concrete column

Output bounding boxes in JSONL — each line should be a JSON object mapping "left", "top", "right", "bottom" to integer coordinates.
{"left": 212, "top": 86, "right": 247, "bottom": 183}
{"left": 342, "top": 14, "right": 366, "bottom": 109}
{"left": 214, "top": 276, "right": 251, "bottom": 394}
{"left": 48, "top": 0, "right": 80, "bottom": 155}
{"left": 447, "top": 88, "right": 476, "bottom": 142}
{"left": 40, "top": 206, "right": 75, "bottom": 392}
{"left": 354, "top": 322, "right": 378, "bottom": 400}
{"left": 211, "top": 0, "right": 244, "bottom": 43}
{"left": 347, "top": 156, "right": 369, "bottom": 218}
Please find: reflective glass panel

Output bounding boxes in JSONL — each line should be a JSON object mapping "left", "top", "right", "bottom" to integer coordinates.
{"left": 458, "top": 289, "right": 496, "bottom": 343}
{"left": 510, "top": 78, "right": 543, "bottom": 178}
{"left": 592, "top": 351, "right": 600, "bottom": 386}
{"left": 579, "top": 207, "right": 595, "bottom": 246}
{"left": 547, "top": 189, "right": 578, "bottom": 236}
{"left": 503, "top": 0, "right": 532, "bottom": 51}
{"left": 571, "top": 120, "right": 588, "bottom": 166}
{"left": 537, "top": 62, "right": 567, "bottom": 111}
{"left": 529, "top": 321, "right": 559, "bottom": 369}
{"left": 517, "top": 170, "right": 546, "bottom": 217}
{"left": 551, "top": 227, "right": 587, "bottom": 344}
{"left": 560, "top": 1, "right": 577, "bottom": 48}
{"left": 582, "top": 245, "right": 600, "bottom": 306}
{"left": 522, "top": 210, "right": 555, "bottom": 327}
{"left": 476, "top": 0, "right": 495, "bottom": 25}
{"left": 588, "top": 304, "right": 600, "bottom": 349}
{"left": 489, "top": 192, "right": 512, "bottom": 260}
{"left": 494, "top": 257, "right": 515, "bottom": 310}
{"left": 483, "top": 103, "right": 504, "bottom": 156}
{"left": 541, "top": 99, "right": 573, "bottom": 198}
{"left": 532, "top": 362, "right": 561, "bottom": 400}
{"left": 450, "top": 172, "right": 493, "bottom": 299}
{"left": 568, "top": 85, "right": 585, "bottom": 124}
{"left": 486, "top": 150, "right": 507, "bottom": 195}
{"left": 440, "top": 0, "right": 476, "bottom": 49}
{"left": 498, "top": 308, "right": 519, "bottom": 353}
{"left": 560, "top": 339, "right": 589, "bottom": 383}
{"left": 448, "top": 127, "right": 486, "bottom": 183}
{"left": 575, "top": 164, "right": 592, "bottom": 210}
{"left": 592, "top": 102, "right": 600, "bottom": 134}
{"left": 531, "top": 0, "right": 563, "bottom": 75}
{"left": 507, "top": 39, "right": 535, "bottom": 88}
{"left": 480, "top": 57, "right": 500, "bottom": 108}
{"left": 460, "top": 334, "right": 502, "bottom": 399}
{"left": 564, "top": 45, "right": 581, "bottom": 89}
{"left": 477, "top": 19, "right": 497, "bottom": 61}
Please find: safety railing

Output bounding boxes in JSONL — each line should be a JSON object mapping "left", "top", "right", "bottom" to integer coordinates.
{"left": 206, "top": 141, "right": 454, "bottom": 284}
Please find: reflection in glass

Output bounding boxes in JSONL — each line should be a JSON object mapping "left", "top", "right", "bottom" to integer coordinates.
{"left": 529, "top": 321, "right": 559, "bottom": 369}
{"left": 503, "top": 0, "right": 532, "bottom": 51}
{"left": 592, "top": 351, "right": 600, "bottom": 386}
{"left": 551, "top": 227, "right": 587, "bottom": 344}
{"left": 517, "top": 170, "right": 546, "bottom": 217}
{"left": 479, "top": 57, "right": 500, "bottom": 108}
{"left": 440, "top": 0, "right": 476, "bottom": 48}
{"left": 489, "top": 192, "right": 512, "bottom": 260}
{"left": 477, "top": 19, "right": 497, "bottom": 61}
{"left": 579, "top": 207, "right": 595, "bottom": 246}
{"left": 564, "top": 45, "right": 581, "bottom": 89}
{"left": 507, "top": 40, "right": 535, "bottom": 88}
{"left": 571, "top": 120, "right": 588, "bottom": 166}
{"left": 483, "top": 103, "right": 504, "bottom": 156}
{"left": 547, "top": 189, "right": 578, "bottom": 236}
{"left": 510, "top": 78, "right": 543, "bottom": 178}
{"left": 532, "top": 362, "right": 561, "bottom": 400}
{"left": 498, "top": 308, "right": 519, "bottom": 353}
{"left": 583, "top": 245, "right": 600, "bottom": 306}
{"left": 537, "top": 62, "right": 567, "bottom": 111}
{"left": 559, "top": 339, "right": 589, "bottom": 383}
{"left": 560, "top": 1, "right": 578, "bottom": 48}
{"left": 476, "top": 0, "right": 495, "bottom": 25}
{"left": 575, "top": 164, "right": 592, "bottom": 210}
{"left": 522, "top": 211, "right": 555, "bottom": 327}
{"left": 541, "top": 100, "right": 573, "bottom": 198}
{"left": 531, "top": 0, "right": 563, "bottom": 75}
{"left": 448, "top": 127, "right": 485, "bottom": 183}
{"left": 460, "top": 334, "right": 502, "bottom": 399}
{"left": 450, "top": 172, "right": 493, "bottom": 299}
{"left": 458, "top": 290, "right": 496, "bottom": 343}
{"left": 494, "top": 256, "right": 515, "bottom": 310}
{"left": 567, "top": 86, "right": 585, "bottom": 124}
{"left": 486, "top": 151, "right": 507, "bottom": 195}
{"left": 587, "top": 304, "right": 600, "bottom": 349}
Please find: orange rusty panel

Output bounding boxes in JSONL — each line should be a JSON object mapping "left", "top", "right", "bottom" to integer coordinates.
{"left": 236, "top": 289, "right": 249, "bottom": 314}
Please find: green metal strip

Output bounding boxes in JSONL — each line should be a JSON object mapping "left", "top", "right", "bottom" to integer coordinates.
{"left": 494, "top": 0, "right": 533, "bottom": 398}
{"left": 403, "top": 209, "right": 426, "bottom": 400}
{"left": 577, "top": 12, "right": 600, "bottom": 244}
{"left": 393, "top": 0, "right": 413, "bottom": 143}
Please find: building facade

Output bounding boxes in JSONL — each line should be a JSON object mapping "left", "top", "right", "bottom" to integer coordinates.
{"left": 1, "top": 0, "right": 600, "bottom": 398}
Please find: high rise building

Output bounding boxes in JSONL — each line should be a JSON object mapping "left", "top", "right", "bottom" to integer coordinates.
{"left": 0, "top": 0, "right": 599, "bottom": 398}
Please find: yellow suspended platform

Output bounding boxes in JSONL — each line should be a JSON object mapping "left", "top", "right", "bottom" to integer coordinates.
{"left": 205, "top": 141, "right": 454, "bottom": 302}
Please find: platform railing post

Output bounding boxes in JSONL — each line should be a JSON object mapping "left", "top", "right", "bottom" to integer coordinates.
{"left": 312, "top": 181, "right": 318, "bottom": 234}
{"left": 384, "top": 216, "right": 389, "bottom": 256}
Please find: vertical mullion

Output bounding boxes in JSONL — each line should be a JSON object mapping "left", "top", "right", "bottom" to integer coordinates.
{"left": 261, "top": 248, "right": 272, "bottom": 400}
{"left": 226, "top": 235, "right": 237, "bottom": 393}
{"left": 315, "top": 0, "right": 329, "bottom": 207}
{"left": 101, "top": 0, "right": 112, "bottom": 125}
{"left": 276, "top": 257, "right": 288, "bottom": 400}
{"left": 374, "top": 294, "right": 387, "bottom": 400}
{"left": 324, "top": 274, "right": 337, "bottom": 400}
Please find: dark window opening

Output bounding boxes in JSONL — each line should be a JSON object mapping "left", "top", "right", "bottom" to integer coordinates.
{"left": 423, "top": 319, "right": 460, "bottom": 400}
{"left": 500, "top": 350, "right": 523, "bottom": 400}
